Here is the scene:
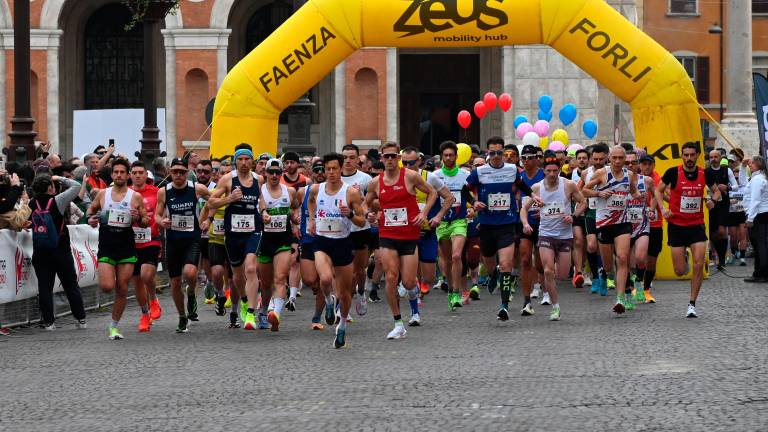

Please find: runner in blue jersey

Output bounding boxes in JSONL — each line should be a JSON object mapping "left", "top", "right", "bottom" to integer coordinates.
{"left": 518, "top": 145, "right": 546, "bottom": 316}
{"left": 467, "top": 137, "right": 542, "bottom": 322}
{"left": 296, "top": 159, "right": 327, "bottom": 330}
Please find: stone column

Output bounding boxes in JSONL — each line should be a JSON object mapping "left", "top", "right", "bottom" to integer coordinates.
{"left": 334, "top": 61, "right": 345, "bottom": 151}
{"left": 46, "top": 33, "right": 61, "bottom": 155}
{"left": 386, "top": 48, "right": 398, "bottom": 143}
{"left": 719, "top": 0, "right": 759, "bottom": 156}
{"left": 164, "top": 39, "right": 177, "bottom": 160}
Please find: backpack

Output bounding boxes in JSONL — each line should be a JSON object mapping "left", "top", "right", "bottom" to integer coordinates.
{"left": 31, "top": 198, "right": 62, "bottom": 250}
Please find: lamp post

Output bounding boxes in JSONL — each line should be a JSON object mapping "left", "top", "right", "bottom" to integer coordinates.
{"left": 7, "top": 0, "right": 37, "bottom": 162}
{"left": 709, "top": 17, "right": 724, "bottom": 119}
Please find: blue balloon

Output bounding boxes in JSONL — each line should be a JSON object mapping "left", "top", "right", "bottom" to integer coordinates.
{"left": 559, "top": 103, "right": 577, "bottom": 126}
{"left": 582, "top": 119, "right": 598, "bottom": 139}
{"left": 539, "top": 95, "right": 553, "bottom": 113}
{"left": 538, "top": 110, "right": 553, "bottom": 122}
{"left": 514, "top": 115, "right": 529, "bottom": 129}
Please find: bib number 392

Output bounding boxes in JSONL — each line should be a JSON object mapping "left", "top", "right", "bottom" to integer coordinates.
{"left": 680, "top": 196, "right": 701, "bottom": 214}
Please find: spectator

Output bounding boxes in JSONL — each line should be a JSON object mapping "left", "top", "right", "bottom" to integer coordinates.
{"left": 746, "top": 156, "right": 768, "bottom": 283}
{"left": 0, "top": 171, "right": 31, "bottom": 230}
{"left": 29, "top": 174, "right": 87, "bottom": 330}
{"left": 83, "top": 153, "right": 107, "bottom": 191}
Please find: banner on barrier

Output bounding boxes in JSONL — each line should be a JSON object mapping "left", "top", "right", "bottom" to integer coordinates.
{"left": 0, "top": 226, "right": 100, "bottom": 304}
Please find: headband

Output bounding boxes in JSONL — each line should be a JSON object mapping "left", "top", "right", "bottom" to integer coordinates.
{"left": 233, "top": 149, "right": 254, "bottom": 160}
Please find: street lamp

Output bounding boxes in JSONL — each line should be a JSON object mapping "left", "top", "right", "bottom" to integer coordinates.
{"left": 7, "top": 0, "right": 37, "bottom": 163}
{"left": 709, "top": 1, "right": 725, "bottom": 120}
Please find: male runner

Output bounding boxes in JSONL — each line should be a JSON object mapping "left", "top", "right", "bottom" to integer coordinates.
{"left": 155, "top": 158, "right": 211, "bottom": 331}
{"left": 570, "top": 148, "right": 590, "bottom": 287}
{"left": 639, "top": 154, "right": 662, "bottom": 303}
{"left": 258, "top": 158, "right": 300, "bottom": 331}
{"left": 706, "top": 149, "right": 738, "bottom": 270}
{"left": 297, "top": 160, "right": 327, "bottom": 329}
{"left": 624, "top": 150, "right": 655, "bottom": 309}
{"left": 196, "top": 160, "right": 215, "bottom": 305}
{"left": 468, "top": 138, "right": 541, "bottom": 321}
{"left": 129, "top": 161, "right": 161, "bottom": 332}
{"left": 578, "top": 143, "right": 609, "bottom": 294}
{"left": 582, "top": 146, "right": 641, "bottom": 314}
{"left": 726, "top": 153, "right": 748, "bottom": 266}
{"left": 308, "top": 153, "right": 367, "bottom": 348}
{"left": 87, "top": 159, "right": 149, "bottom": 340}
{"left": 280, "top": 151, "right": 309, "bottom": 310}
{"left": 365, "top": 142, "right": 437, "bottom": 338}
{"left": 199, "top": 187, "right": 238, "bottom": 326}
{"left": 434, "top": 141, "right": 473, "bottom": 308}
{"left": 518, "top": 145, "right": 546, "bottom": 312}
{"left": 655, "top": 143, "right": 721, "bottom": 318}
{"left": 208, "top": 144, "right": 267, "bottom": 330}
{"left": 521, "top": 152, "right": 586, "bottom": 320}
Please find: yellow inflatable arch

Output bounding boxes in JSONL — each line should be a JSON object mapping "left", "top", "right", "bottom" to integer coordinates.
{"left": 212, "top": 0, "right": 703, "bottom": 279}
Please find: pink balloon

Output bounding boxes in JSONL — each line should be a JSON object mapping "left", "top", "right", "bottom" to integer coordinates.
{"left": 533, "top": 120, "right": 550, "bottom": 138}
{"left": 549, "top": 141, "right": 566, "bottom": 152}
{"left": 483, "top": 92, "right": 498, "bottom": 111}
{"left": 457, "top": 110, "right": 472, "bottom": 129}
{"left": 474, "top": 101, "right": 487, "bottom": 119}
{"left": 566, "top": 144, "right": 583, "bottom": 152}
{"left": 515, "top": 122, "right": 534, "bottom": 139}
{"left": 498, "top": 93, "right": 513, "bottom": 112}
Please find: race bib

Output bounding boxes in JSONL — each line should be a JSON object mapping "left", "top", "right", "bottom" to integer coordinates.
{"left": 488, "top": 193, "right": 511, "bottom": 211}
{"left": 384, "top": 207, "right": 408, "bottom": 226}
{"left": 541, "top": 202, "right": 565, "bottom": 218}
{"left": 107, "top": 208, "right": 131, "bottom": 228}
{"left": 730, "top": 192, "right": 744, "bottom": 213}
{"left": 231, "top": 214, "right": 255, "bottom": 233}
{"left": 680, "top": 195, "right": 701, "bottom": 214}
{"left": 607, "top": 193, "right": 627, "bottom": 210}
{"left": 212, "top": 217, "right": 225, "bottom": 236}
{"left": 450, "top": 191, "right": 462, "bottom": 207}
{"left": 133, "top": 227, "right": 151, "bottom": 243}
{"left": 264, "top": 214, "right": 288, "bottom": 233}
{"left": 171, "top": 214, "right": 194, "bottom": 232}
{"left": 628, "top": 207, "right": 645, "bottom": 222}
{"left": 317, "top": 217, "right": 343, "bottom": 236}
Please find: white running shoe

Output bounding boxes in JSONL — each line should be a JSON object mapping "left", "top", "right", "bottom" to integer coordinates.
{"left": 75, "top": 320, "right": 87, "bottom": 330}
{"left": 531, "top": 286, "right": 541, "bottom": 299}
{"left": 540, "top": 292, "right": 551, "bottom": 306}
{"left": 521, "top": 303, "right": 535, "bottom": 316}
{"left": 397, "top": 283, "right": 407, "bottom": 298}
{"left": 686, "top": 304, "right": 698, "bottom": 318}
{"left": 583, "top": 275, "right": 593, "bottom": 287}
{"left": 408, "top": 313, "right": 421, "bottom": 327}
{"left": 387, "top": 325, "right": 407, "bottom": 339}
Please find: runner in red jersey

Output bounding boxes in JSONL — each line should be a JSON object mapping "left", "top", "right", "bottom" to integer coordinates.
{"left": 130, "top": 161, "right": 162, "bottom": 331}
{"left": 365, "top": 142, "right": 437, "bottom": 340}
{"left": 654, "top": 143, "right": 720, "bottom": 318}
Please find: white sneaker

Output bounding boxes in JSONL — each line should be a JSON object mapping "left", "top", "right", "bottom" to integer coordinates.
{"left": 583, "top": 275, "right": 593, "bottom": 287}
{"left": 408, "top": 313, "right": 421, "bottom": 327}
{"left": 397, "top": 283, "right": 407, "bottom": 298}
{"left": 686, "top": 304, "right": 698, "bottom": 318}
{"left": 355, "top": 294, "right": 368, "bottom": 316}
{"left": 540, "top": 292, "right": 551, "bottom": 306}
{"left": 531, "top": 286, "right": 541, "bottom": 299}
{"left": 521, "top": 303, "right": 535, "bottom": 316}
{"left": 42, "top": 323, "right": 56, "bottom": 331}
{"left": 75, "top": 320, "right": 87, "bottom": 330}
{"left": 387, "top": 325, "right": 407, "bottom": 339}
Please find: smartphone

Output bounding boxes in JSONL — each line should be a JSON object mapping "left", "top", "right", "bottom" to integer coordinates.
{"left": 109, "top": 139, "right": 115, "bottom": 147}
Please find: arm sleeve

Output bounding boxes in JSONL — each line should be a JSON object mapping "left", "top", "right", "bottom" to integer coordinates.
{"left": 465, "top": 169, "right": 478, "bottom": 187}
{"left": 55, "top": 178, "right": 82, "bottom": 213}
{"left": 0, "top": 185, "right": 23, "bottom": 213}
{"left": 515, "top": 177, "right": 533, "bottom": 196}
{"left": 661, "top": 167, "right": 677, "bottom": 189}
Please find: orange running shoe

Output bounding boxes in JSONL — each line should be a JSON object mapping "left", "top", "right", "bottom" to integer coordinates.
{"left": 268, "top": 311, "right": 280, "bottom": 332}
{"left": 149, "top": 299, "right": 162, "bottom": 321}
{"left": 572, "top": 272, "right": 584, "bottom": 288}
{"left": 419, "top": 281, "right": 430, "bottom": 296}
{"left": 138, "top": 314, "right": 151, "bottom": 332}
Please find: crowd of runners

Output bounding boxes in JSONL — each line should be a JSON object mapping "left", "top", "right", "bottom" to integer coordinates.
{"left": 81, "top": 138, "right": 745, "bottom": 348}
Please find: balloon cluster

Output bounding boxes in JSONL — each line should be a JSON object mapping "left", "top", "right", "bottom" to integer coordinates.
{"left": 457, "top": 92, "right": 513, "bottom": 129}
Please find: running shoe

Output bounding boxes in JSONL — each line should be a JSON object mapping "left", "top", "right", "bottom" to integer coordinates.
{"left": 335, "top": 303, "right": 341, "bottom": 325}
{"left": 623, "top": 294, "right": 636, "bottom": 311}
{"left": 386, "top": 325, "right": 407, "bottom": 340}
{"left": 439, "top": 279, "right": 449, "bottom": 292}
{"left": 634, "top": 283, "right": 645, "bottom": 302}
{"left": 138, "top": 314, "right": 151, "bottom": 333}
{"left": 346, "top": 314, "right": 354, "bottom": 324}
{"left": 268, "top": 298, "right": 275, "bottom": 312}
{"left": 224, "top": 294, "right": 232, "bottom": 309}
{"left": 107, "top": 326, "right": 124, "bottom": 340}
{"left": 229, "top": 312, "right": 240, "bottom": 328}
{"left": 257, "top": 313, "right": 270, "bottom": 330}
{"left": 469, "top": 284, "right": 480, "bottom": 300}
{"left": 0, "top": 327, "right": 9, "bottom": 336}
{"left": 449, "top": 293, "right": 463, "bottom": 311}
{"left": 521, "top": 303, "right": 535, "bottom": 316}
{"left": 740, "top": 258, "right": 747, "bottom": 267}
{"left": 590, "top": 277, "right": 600, "bottom": 294}
{"left": 204, "top": 282, "right": 215, "bottom": 303}
{"left": 606, "top": 278, "right": 615, "bottom": 290}
{"left": 549, "top": 305, "right": 561, "bottom": 321}
{"left": 531, "top": 284, "right": 541, "bottom": 299}
{"left": 325, "top": 297, "right": 336, "bottom": 325}
{"left": 187, "top": 295, "right": 199, "bottom": 321}
{"left": 572, "top": 272, "right": 584, "bottom": 288}
{"left": 419, "top": 281, "right": 430, "bottom": 296}
{"left": 461, "top": 290, "right": 471, "bottom": 305}
{"left": 240, "top": 300, "right": 248, "bottom": 321}
{"left": 149, "top": 298, "right": 162, "bottom": 321}
{"left": 334, "top": 327, "right": 346, "bottom": 349}
{"left": 686, "top": 304, "right": 697, "bottom": 318}
{"left": 540, "top": 292, "right": 551, "bottom": 306}
{"left": 496, "top": 306, "right": 509, "bottom": 321}
{"left": 725, "top": 254, "right": 734, "bottom": 265}
{"left": 583, "top": 275, "right": 593, "bottom": 287}
{"left": 75, "top": 320, "right": 87, "bottom": 330}
{"left": 368, "top": 290, "right": 382, "bottom": 303}
{"left": 268, "top": 311, "right": 280, "bottom": 332}
{"left": 243, "top": 312, "right": 257, "bottom": 331}
{"left": 176, "top": 316, "right": 189, "bottom": 333}
{"left": 408, "top": 313, "right": 421, "bottom": 327}
{"left": 204, "top": 296, "right": 215, "bottom": 305}
{"left": 644, "top": 290, "right": 656, "bottom": 304}
{"left": 286, "top": 299, "right": 296, "bottom": 312}
{"left": 215, "top": 296, "right": 226, "bottom": 316}
{"left": 41, "top": 323, "right": 56, "bottom": 331}
{"left": 612, "top": 298, "right": 626, "bottom": 315}
{"left": 598, "top": 278, "right": 609, "bottom": 297}
{"left": 356, "top": 294, "right": 368, "bottom": 316}
{"left": 487, "top": 267, "right": 499, "bottom": 294}
{"left": 311, "top": 317, "right": 324, "bottom": 331}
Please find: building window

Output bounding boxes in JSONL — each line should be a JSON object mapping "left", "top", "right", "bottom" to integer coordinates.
{"left": 754, "top": 56, "right": 768, "bottom": 78}
{"left": 84, "top": 4, "right": 144, "bottom": 109}
{"left": 755, "top": 0, "right": 768, "bottom": 14}
{"left": 676, "top": 56, "right": 709, "bottom": 103}
{"left": 669, "top": 0, "right": 698, "bottom": 15}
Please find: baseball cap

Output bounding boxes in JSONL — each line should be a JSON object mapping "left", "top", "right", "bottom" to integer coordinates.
{"left": 266, "top": 158, "right": 283, "bottom": 170}
{"left": 311, "top": 160, "right": 324, "bottom": 171}
{"left": 258, "top": 152, "right": 273, "bottom": 161}
{"left": 521, "top": 144, "right": 538, "bottom": 155}
{"left": 639, "top": 154, "right": 654, "bottom": 164}
{"left": 170, "top": 158, "right": 187, "bottom": 169}
{"left": 727, "top": 154, "right": 738, "bottom": 162}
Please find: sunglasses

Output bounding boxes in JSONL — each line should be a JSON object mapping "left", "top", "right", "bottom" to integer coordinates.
{"left": 624, "top": 161, "right": 639, "bottom": 166}
{"left": 521, "top": 155, "right": 537, "bottom": 161}
{"left": 97, "top": 151, "right": 107, "bottom": 156}
{"left": 488, "top": 150, "right": 504, "bottom": 157}
{"left": 212, "top": 167, "right": 220, "bottom": 172}
{"left": 196, "top": 169, "right": 211, "bottom": 174}
{"left": 220, "top": 161, "right": 231, "bottom": 166}
{"left": 171, "top": 169, "right": 187, "bottom": 175}
{"left": 504, "top": 151, "right": 517, "bottom": 156}
{"left": 267, "top": 169, "right": 282, "bottom": 175}
{"left": 402, "top": 159, "right": 419, "bottom": 166}
{"left": 312, "top": 167, "right": 325, "bottom": 173}
{"left": 382, "top": 153, "right": 399, "bottom": 160}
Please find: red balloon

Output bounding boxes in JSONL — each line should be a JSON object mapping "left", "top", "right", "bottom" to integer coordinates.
{"left": 474, "top": 101, "right": 487, "bottom": 119}
{"left": 483, "top": 92, "right": 498, "bottom": 111}
{"left": 457, "top": 110, "right": 472, "bottom": 129}
{"left": 498, "top": 93, "right": 513, "bottom": 112}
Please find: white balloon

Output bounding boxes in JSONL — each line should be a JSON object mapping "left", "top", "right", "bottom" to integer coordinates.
{"left": 522, "top": 131, "right": 540, "bottom": 148}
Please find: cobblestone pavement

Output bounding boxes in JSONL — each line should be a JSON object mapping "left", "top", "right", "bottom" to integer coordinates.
{"left": 1, "top": 266, "right": 766, "bottom": 431}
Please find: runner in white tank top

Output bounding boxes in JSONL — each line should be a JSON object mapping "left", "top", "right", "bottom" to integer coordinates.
{"left": 521, "top": 154, "right": 586, "bottom": 321}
